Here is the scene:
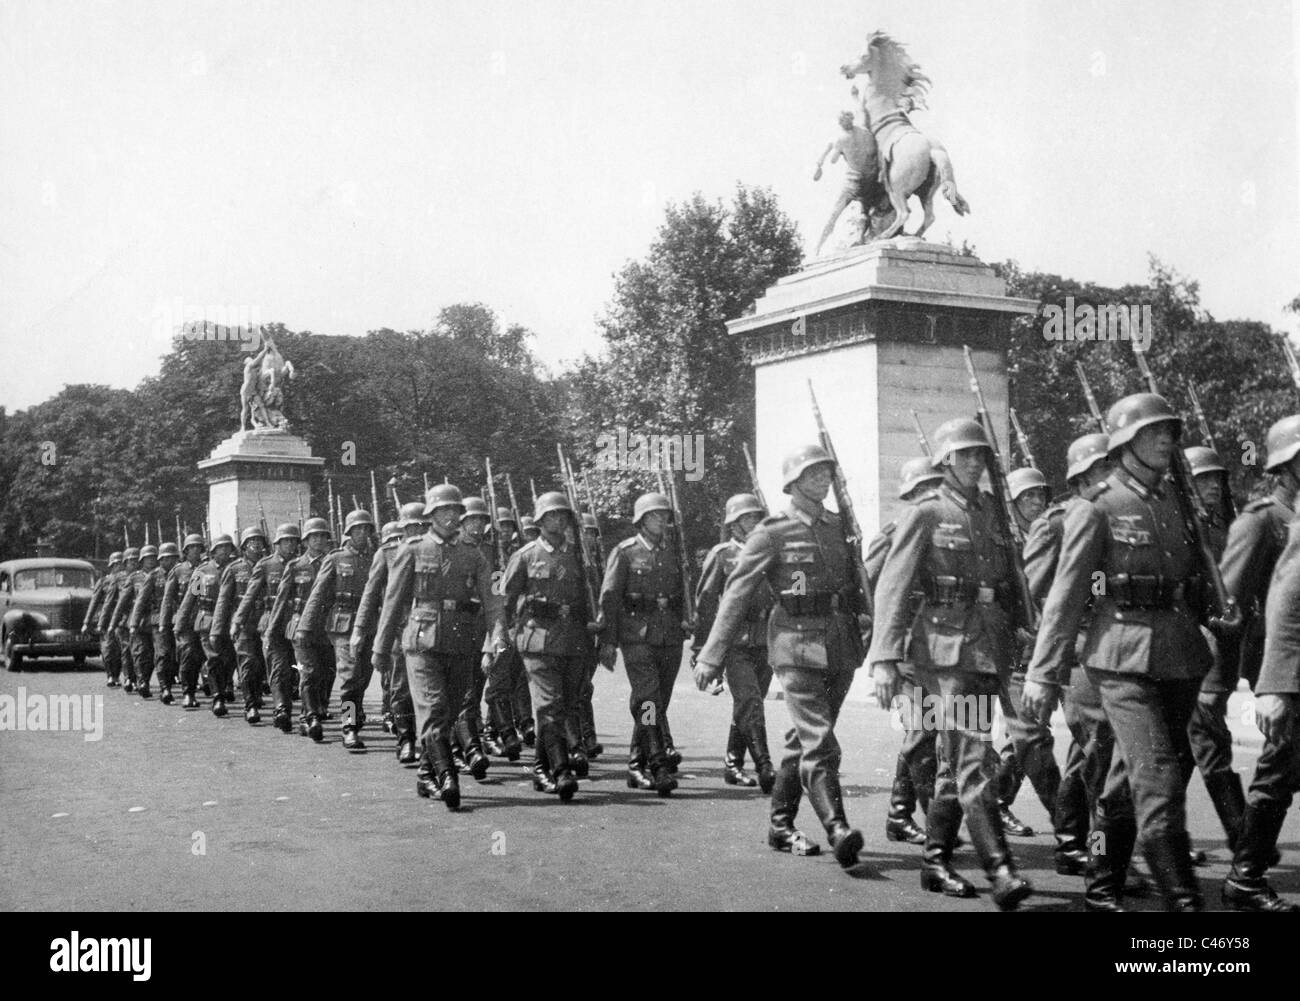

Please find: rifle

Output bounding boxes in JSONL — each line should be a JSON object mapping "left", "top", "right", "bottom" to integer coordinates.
{"left": 175, "top": 514, "right": 182, "bottom": 549}
{"left": 1184, "top": 379, "right": 1236, "bottom": 521}
{"left": 1075, "top": 361, "right": 1110, "bottom": 434}
{"left": 1131, "top": 344, "right": 1240, "bottom": 627}
{"left": 556, "top": 444, "right": 601, "bottom": 643}
{"left": 661, "top": 463, "right": 695, "bottom": 624}
{"left": 123, "top": 526, "right": 130, "bottom": 550}
{"left": 156, "top": 519, "right": 164, "bottom": 550}
{"left": 423, "top": 472, "right": 431, "bottom": 497}
{"left": 579, "top": 467, "right": 605, "bottom": 565}
{"left": 529, "top": 478, "right": 538, "bottom": 507}
{"left": 327, "top": 479, "right": 337, "bottom": 539}
{"left": 256, "top": 490, "right": 269, "bottom": 541}
{"left": 959, "top": 348, "right": 1039, "bottom": 630}
{"left": 806, "top": 380, "right": 875, "bottom": 621}
{"left": 1281, "top": 337, "right": 1300, "bottom": 396}
{"left": 144, "top": 522, "right": 150, "bottom": 546}
{"left": 741, "top": 442, "right": 769, "bottom": 510}
{"left": 295, "top": 494, "right": 304, "bottom": 529}
{"left": 351, "top": 493, "right": 361, "bottom": 512}
{"left": 909, "top": 409, "right": 932, "bottom": 457}
{"left": 485, "top": 457, "right": 508, "bottom": 571}
{"left": 505, "top": 473, "right": 523, "bottom": 533}
{"left": 370, "top": 471, "right": 382, "bottom": 527}
{"left": 1009, "top": 408, "right": 1038, "bottom": 469}
{"left": 388, "top": 477, "right": 402, "bottom": 516}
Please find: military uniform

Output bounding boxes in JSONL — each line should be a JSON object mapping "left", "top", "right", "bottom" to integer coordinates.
{"left": 576, "top": 526, "right": 605, "bottom": 758}
{"left": 1028, "top": 461, "right": 1212, "bottom": 911}
{"left": 271, "top": 548, "right": 328, "bottom": 731}
{"left": 179, "top": 549, "right": 237, "bottom": 714}
{"left": 500, "top": 511, "right": 594, "bottom": 799}
{"left": 124, "top": 555, "right": 160, "bottom": 697}
{"left": 235, "top": 549, "right": 294, "bottom": 725}
{"left": 298, "top": 539, "right": 374, "bottom": 743}
{"left": 84, "top": 557, "right": 122, "bottom": 685}
{"left": 356, "top": 535, "right": 415, "bottom": 754}
{"left": 166, "top": 552, "right": 203, "bottom": 705}
{"left": 374, "top": 513, "right": 502, "bottom": 808}
{"left": 213, "top": 547, "right": 266, "bottom": 718}
{"left": 107, "top": 558, "right": 139, "bottom": 690}
{"left": 147, "top": 556, "right": 179, "bottom": 701}
{"left": 451, "top": 530, "right": 496, "bottom": 777}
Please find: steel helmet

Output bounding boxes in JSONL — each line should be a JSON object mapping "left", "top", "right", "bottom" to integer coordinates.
{"left": 1106, "top": 393, "right": 1181, "bottom": 452}
{"left": 138, "top": 544, "right": 158, "bottom": 560}
{"left": 495, "top": 507, "right": 517, "bottom": 528}
{"left": 632, "top": 492, "right": 673, "bottom": 524}
{"left": 273, "top": 523, "right": 301, "bottom": 544}
{"left": 301, "top": 517, "right": 331, "bottom": 539}
{"left": 423, "top": 483, "right": 465, "bottom": 516}
{"left": 107, "top": 551, "right": 123, "bottom": 566}
{"left": 239, "top": 526, "right": 267, "bottom": 548}
{"left": 343, "top": 508, "right": 374, "bottom": 533}
{"left": 398, "top": 502, "right": 429, "bottom": 527}
{"left": 460, "top": 496, "right": 491, "bottom": 521}
{"left": 534, "top": 491, "right": 574, "bottom": 521}
{"left": 580, "top": 512, "right": 599, "bottom": 531}
{"left": 1184, "top": 445, "right": 1226, "bottom": 477}
{"left": 1006, "top": 466, "right": 1049, "bottom": 501}
{"left": 122, "top": 547, "right": 140, "bottom": 562}
{"left": 209, "top": 534, "right": 235, "bottom": 551}
{"left": 930, "top": 419, "right": 991, "bottom": 467}
{"left": 157, "top": 542, "right": 179, "bottom": 558}
{"left": 519, "top": 515, "right": 539, "bottom": 536}
{"left": 723, "top": 493, "right": 766, "bottom": 525}
{"left": 380, "top": 521, "right": 401, "bottom": 543}
{"left": 1066, "top": 433, "right": 1111, "bottom": 481}
{"left": 1264, "top": 414, "right": 1300, "bottom": 472}
{"left": 897, "top": 456, "right": 942, "bottom": 498}
{"left": 181, "top": 534, "right": 206, "bottom": 552}
{"left": 781, "top": 444, "right": 835, "bottom": 492}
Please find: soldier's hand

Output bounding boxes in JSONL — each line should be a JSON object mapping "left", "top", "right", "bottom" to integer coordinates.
{"left": 872, "top": 661, "right": 901, "bottom": 710}
{"left": 480, "top": 651, "right": 493, "bottom": 673}
{"left": 693, "top": 660, "right": 723, "bottom": 695}
{"left": 1021, "top": 680, "right": 1059, "bottom": 725}
{"left": 1197, "top": 689, "right": 1230, "bottom": 713}
{"left": 348, "top": 633, "right": 362, "bottom": 661}
{"left": 681, "top": 617, "right": 696, "bottom": 634}
{"left": 1254, "top": 694, "right": 1295, "bottom": 745}
{"left": 598, "top": 643, "right": 617, "bottom": 672}
{"left": 1015, "top": 627, "right": 1037, "bottom": 650}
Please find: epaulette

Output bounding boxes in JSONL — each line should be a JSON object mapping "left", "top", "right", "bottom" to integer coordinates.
{"left": 1081, "top": 480, "right": 1110, "bottom": 502}
{"left": 706, "top": 540, "right": 732, "bottom": 557}
{"left": 915, "top": 489, "right": 942, "bottom": 504}
{"left": 1242, "top": 497, "right": 1276, "bottom": 514}
{"left": 758, "top": 511, "right": 791, "bottom": 528}
{"left": 380, "top": 539, "right": 400, "bottom": 550}
{"left": 614, "top": 536, "right": 641, "bottom": 551}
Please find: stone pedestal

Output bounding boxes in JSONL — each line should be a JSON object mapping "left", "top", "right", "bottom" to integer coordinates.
{"left": 197, "top": 430, "right": 324, "bottom": 540}
{"left": 728, "top": 238, "right": 1038, "bottom": 533}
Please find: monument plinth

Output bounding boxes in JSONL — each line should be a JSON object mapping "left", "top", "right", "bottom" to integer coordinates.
{"left": 729, "top": 238, "right": 1038, "bottom": 533}
{"left": 197, "top": 429, "right": 323, "bottom": 538}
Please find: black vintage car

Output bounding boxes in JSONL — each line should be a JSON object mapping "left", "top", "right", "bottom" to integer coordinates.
{"left": 0, "top": 558, "right": 100, "bottom": 671}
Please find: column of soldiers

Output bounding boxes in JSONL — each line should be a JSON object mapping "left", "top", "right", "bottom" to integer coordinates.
{"left": 75, "top": 404, "right": 1300, "bottom": 910}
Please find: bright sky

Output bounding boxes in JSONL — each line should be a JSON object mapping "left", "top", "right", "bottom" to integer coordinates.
{"left": 2, "top": 0, "right": 1297, "bottom": 411}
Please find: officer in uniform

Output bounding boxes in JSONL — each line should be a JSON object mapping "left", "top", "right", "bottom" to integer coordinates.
{"left": 692, "top": 493, "right": 775, "bottom": 793}
{"left": 355, "top": 505, "right": 426, "bottom": 764}
{"left": 576, "top": 512, "right": 607, "bottom": 760}
{"left": 484, "top": 507, "right": 531, "bottom": 762}
{"left": 1222, "top": 415, "right": 1300, "bottom": 912}
{"left": 995, "top": 466, "right": 1061, "bottom": 839}
{"left": 141, "top": 542, "right": 180, "bottom": 704}
{"left": 480, "top": 506, "right": 518, "bottom": 757}
{"left": 124, "top": 545, "right": 161, "bottom": 699}
{"left": 269, "top": 518, "right": 332, "bottom": 740}
{"left": 500, "top": 491, "right": 599, "bottom": 801}
{"left": 107, "top": 547, "right": 141, "bottom": 693}
{"left": 83, "top": 552, "right": 123, "bottom": 687}
{"left": 374, "top": 484, "right": 503, "bottom": 811}
{"left": 1024, "top": 393, "right": 1214, "bottom": 912}
{"left": 869, "top": 422, "right": 1033, "bottom": 908}
{"left": 367, "top": 520, "right": 403, "bottom": 735}
{"left": 235, "top": 523, "right": 300, "bottom": 732}
{"left": 599, "top": 491, "right": 688, "bottom": 795}
{"left": 451, "top": 497, "right": 495, "bottom": 779}
{"left": 213, "top": 527, "right": 269, "bottom": 725}
{"left": 866, "top": 457, "right": 942, "bottom": 847}
{"left": 178, "top": 534, "right": 237, "bottom": 716}
{"left": 696, "top": 445, "right": 866, "bottom": 870}
{"left": 297, "top": 510, "right": 376, "bottom": 749}
{"left": 165, "top": 535, "right": 207, "bottom": 709}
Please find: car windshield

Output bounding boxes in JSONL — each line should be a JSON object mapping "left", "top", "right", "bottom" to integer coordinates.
{"left": 13, "top": 568, "right": 94, "bottom": 591}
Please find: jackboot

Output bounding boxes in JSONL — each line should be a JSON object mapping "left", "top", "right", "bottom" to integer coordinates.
{"left": 886, "top": 752, "right": 926, "bottom": 845}
{"left": 564, "top": 715, "right": 588, "bottom": 778}
{"left": 396, "top": 731, "right": 418, "bottom": 764}
{"left": 416, "top": 747, "right": 438, "bottom": 799}
{"left": 723, "top": 724, "right": 756, "bottom": 787}
{"left": 454, "top": 718, "right": 490, "bottom": 780}
{"left": 745, "top": 722, "right": 776, "bottom": 794}
{"left": 1083, "top": 815, "right": 1136, "bottom": 912}
{"left": 806, "top": 771, "right": 865, "bottom": 870}
{"left": 489, "top": 698, "right": 522, "bottom": 761}
{"left": 643, "top": 723, "right": 677, "bottom": 797}
{"left": 767, "top": 757, "right": 820, "bottom": 855}
{"left": 532, "top": 740, "right": 556, "bottom": 794}
{"left": 1143, "top": 832, "right": 1203, "bottom": 912}
{"left": 920, "top": 798, "right": 976, "bottom": 897}
{"left": 581, "top": 698, "right": 603, "bottom": 758}
{"left": 1223, "top": 803, "right": 1298, "bottom": 912}
{"left": 545, "top": 725, "right": 578, "bottom": 802}
{"left": 429, "top": 737, "right": 460, "bottom": 810}
{"left": 965, "top": 802, "right": 1033, "bottom": 910}
{"left": 1201, "top": 769, "right": 1246, "bottom": 852}
{"left": 999, "top": 805, "right": 1035, "bottom": 838}
{"left": 626, "top": 725, "right": 655, "bottom": 790}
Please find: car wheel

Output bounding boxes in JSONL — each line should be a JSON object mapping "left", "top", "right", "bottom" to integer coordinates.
{"left": 4, "top": 633, "right": 22, "bottom": 672}
{"left": 73, "top": 653, "right": 87, "bottom": 668}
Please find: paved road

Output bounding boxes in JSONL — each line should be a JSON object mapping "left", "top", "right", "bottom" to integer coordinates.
{"left": 1, "top": 656, "right": 1296, "bottom": 911}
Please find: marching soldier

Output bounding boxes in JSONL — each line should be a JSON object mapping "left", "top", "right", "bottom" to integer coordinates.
{"left": 374, "top": 484, "right": 503, "bottom": 811}
{"left": 124, "top": 545, "right": 161, "bottom": 699}
{"left": 446, "top": 497, "right": 495, "bottom": 779}
{"left": 355, "top": 505, "right": 427, "bottom": 765}
{"left": 1024, "top": 394, "right": 1213, "bottom": 912}
{"left": 499, "top": 491, "right": 599, "bottom": 801}
{"left": 869, "top": 420, "right": 1034, "bottom": 908}
{"left": 235, "top": 523, "right": 300, "bottom": 732}
{"left": 599, "top": 491, "right": 688, "bottom": 795}
{"left": 165, "top": 535, "right": 207, "bottom": 709}
{"left": 143, "top": 542, "right": 180, "bottom": 704}
{"left": 83, "top": 551, "right": 123, "bottom": 687}
{"left": 269, "top": 518, "right": 332, "bottom": 740}
{"left": 484, "top": 508, "right": 531, "bottom": 762}
{"left": 692, "top": 493, "right": 775, "bottom": 793}
{"left": 369, "top": 521, "right": 403, "bottom": 735}
{"left": 296, "top": 511, "right": 377, "bottom": 748}
{"left": 480, "top": 506, "right": 518, "bottom": 756}
{"left": 695, "top": 445, "right": 866, "bottom": 870}
{"left": 1222, "top": 415, "right": 1300, "bottom": 912}
{"left": 519, "top": 515, "right": 540, "bottom": 543}
{"left": 213, "top": 527, "right": 269, "bottom": 725}
{"left": 866, "top": 457, "right": 942, "bottom": 847}
{"left": 107, "top": 548, "right": 141, "bottom": 693}
{"left": 178, "top": 534, "right": 237, "bottom": 716}
{"left": 577, "top": 511, "right": 605, "bottom": 759}
{"left": 995, "top": 466, "right": 1061, "bottom": 839}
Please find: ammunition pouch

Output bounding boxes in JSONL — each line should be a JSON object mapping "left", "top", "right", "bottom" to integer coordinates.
{"left": 923, "top": 575, "right": 1012, "bottom": 609}
{"left": 776, "top": 586, "right": 862, "bottom": 618}
{"left": 523, "top": 595, "right": 572, "bottom": 621}
{"left": 1105, "top": 574, "right": 1191, "bottom": 611}
{"left": 623, "top": 592, "right": 681, "bottom": 615}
